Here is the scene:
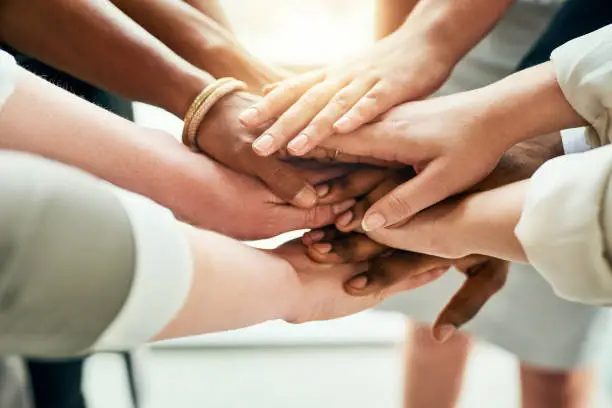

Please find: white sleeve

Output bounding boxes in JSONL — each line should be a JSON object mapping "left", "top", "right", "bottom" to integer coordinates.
{"left": 0, "top": 50, "right": 18, "bottom": 112}
{"left": 515, "top": 145, "right": 612, "bottom": 305}
{"left": 551, "top": 25, "right": 612, "bottom": 148}
{"left": 92, "top": 186, "right": 193, "bottom": 351}
{"left": 561, "top": 127, "right": 591, "bottom": 154}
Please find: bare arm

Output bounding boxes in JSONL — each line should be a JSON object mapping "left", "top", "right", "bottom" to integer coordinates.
{"left": 400, "top": 0, "right": 516, "bottom": 65}
{"left": 110, "top": 0, "right": 285, "bottom": 91}
{"left": 0, "top": 0, "right": 213, "bottom": 117}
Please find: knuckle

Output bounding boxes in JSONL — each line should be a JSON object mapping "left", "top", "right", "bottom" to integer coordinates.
{"left": 385, "top": 192, "right": 413, "bottom": 218}
{"left": 283, "top": 81, "right": 304, "bottom": 95}
{"left": 330, "top": 95, "right": 352, "bottom": 112}
{"left": 303, "top": 207, "right": 328, "bottom": 227}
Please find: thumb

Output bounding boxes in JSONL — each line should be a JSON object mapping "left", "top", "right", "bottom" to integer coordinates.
{"left": 254, "top": 157, "right": 318, "bottom": 208}
{"left": 361, "top": 161, "right": 458, "bottom": 231}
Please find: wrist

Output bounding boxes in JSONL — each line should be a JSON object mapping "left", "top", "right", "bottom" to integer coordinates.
{"left": 457, "top": 182, "right": 528, "bottom": 261}
{"left": 261, "top": 248, "right": 303, "bottom": 323}
{"left": 478, "top": 63, "right": 587, "bottom": 150}
{"left": 163, "top": 68, "right": 215, "bottom": 118}
{"left": 396, "top": 17, "right": 461, "bottom": 71}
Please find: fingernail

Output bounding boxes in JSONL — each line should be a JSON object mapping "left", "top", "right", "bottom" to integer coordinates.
{"left": 348, "top": 275, "right": 369, "bottom": 290}
{"left": 288, "top": 133, "right": 309, "bottom": 155}
{"left": 333, "top": 199, "right": 356, "bottom": 214}
{"left": 333, "top": 117, "right": 351, "bottom": 132}
{"left": 239, "top": 108, "right": 260, "bottom": 125}
{"left": 316, "top": 184, "right": 330, "bottom": 198}
{"left": 362, "top": 212, "right": 386, "bottom": 231}
{"left": 336, "top": 211, "right": 354, "bottom": 227}
{"left": 304, "top": 230, "right": 325, "bottom": 244}
{"left": 294, "top": 186, "right": 318, "bottom": 208}
{"left": 252, "top": 134, "right": 275, "bottom": 155}
{"left": 434, "top": 324, "right": 456, "bottom": 343}
{"left": 312, "top": 243, "right": 332, "bottom": 254}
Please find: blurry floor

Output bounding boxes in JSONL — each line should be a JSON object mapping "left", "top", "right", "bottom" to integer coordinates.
{"left": 83, "top": 335, "right": 611, "bottom": 408}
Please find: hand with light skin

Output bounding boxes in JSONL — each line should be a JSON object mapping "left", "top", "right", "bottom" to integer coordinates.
{"left": 307, "top": 63, "right": 585, "bottom": 231}
{"left": 301, "top": 134, "right": 562, "bottom": 339}
{"left": 156, "top": 233, "right": 461, "bottom": 341}
{"left": 240, "top": 0, "right": 515, "bottom": 157}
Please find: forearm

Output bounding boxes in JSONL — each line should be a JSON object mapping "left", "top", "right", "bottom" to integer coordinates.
{"left": 398, "top": 0, "right": 514, "bottom": 65}
{"left": 156, "top": 225, "right": 295, "bottom": 340}
{"left": 0, "top": 0, "right": 213, "bottom": 117}
{"left": 375, "top": 0, "right": 419, "bottom": 39}
{"left": 476, "top": 63, "right": 587, "bottom": 150}
{"left": 112, "top": 0, "right": 235, "bottom": 73}
{"left": 111, "top": 0, "right": 282, "bottom": 91}
{"left": 0, "top": 68, "right": 223, "bottom": 222}
{"left": 456, "top": 181, "right": 528, "bottom": 262}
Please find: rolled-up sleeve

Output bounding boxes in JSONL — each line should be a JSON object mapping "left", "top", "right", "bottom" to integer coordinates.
{"left": 551, "top": 25, "right": 612, "bottom": 148}
{"left": 0, "top": 152, "right": 192, "bottom": 357}
{"left": 515, "top": 145, "right": 612, "bottom": 305}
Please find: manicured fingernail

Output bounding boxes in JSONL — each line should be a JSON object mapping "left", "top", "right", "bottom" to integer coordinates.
{"left": 348, "top": 275, "right": 369, "bottom": 290}
{"left": 434, "top": 324, "right": 456, "bottom": 343}
{"left": 312, "top": 243, "right": 332, "bottom": 254}
{"left": 362, "top": 212, "right": 386, "bottom": 231}
{"left": 316, "top": 184, "right": 330, "bottom": 197}
{"left": 304, "top": 230, "right": 325, "bottom": 244}
{"left": 239, "top": 108, "right": 260, "bottom": 125}
{"left": 252, "top": 134, "right": 275, "bottom": 155}
{"left": 288, "top": 133, "right": 309, "bottom": 155}
{"left": 336, "top": 211, "right": 354, "bottom": 227}
{"left": 333, "top": 117, "right": 352, "bottom": 132}
{"left": 333, "top": 199, "right": 356, "bottom": 214}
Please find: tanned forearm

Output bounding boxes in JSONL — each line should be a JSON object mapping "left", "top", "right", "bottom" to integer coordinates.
{"left": 0, "top": 0, "right": 214, "bottom": 117}
{"left": 111, "top": 0, "right": 284, "bottom": 91}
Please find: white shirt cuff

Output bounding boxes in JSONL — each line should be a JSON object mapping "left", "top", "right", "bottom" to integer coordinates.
{"left": 551, "top": 25, "right": 612, "bottom": 148}
{"left": 515, "top": 146, "right": 612, "bottom": 305}
{"left": 0, "top": 50, "right": 18, "bottom": 113}
{"left": 93, "top": 186, "right": 193, "bottom": 351}
{"left": 561, "top": 127, "right": 592, "bottom": 154}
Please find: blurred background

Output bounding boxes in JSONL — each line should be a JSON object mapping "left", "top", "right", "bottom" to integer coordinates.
{"left": 82, "top": 1, "right": 612, "bottom": 407}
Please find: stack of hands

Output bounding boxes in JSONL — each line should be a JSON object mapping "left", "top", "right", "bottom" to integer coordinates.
{"left": 179, "top": 13, "right": 574, "bottom": 341}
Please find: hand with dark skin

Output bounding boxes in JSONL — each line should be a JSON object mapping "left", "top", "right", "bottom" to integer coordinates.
{"left": 196, "top": 91, "right": 324, "bottom": 208}
{"left": 195, "top": 91, "right": 398, "bottom": 209}
{"left": 302, "top": 132, "right": 563, "bottom": 341}
{"left": 303, "top": 168, "right": 509, "bottom": 342}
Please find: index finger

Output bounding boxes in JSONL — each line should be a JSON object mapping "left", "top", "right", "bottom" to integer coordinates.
{"left": 432, "top": 258, "right": 509, "bottom": 342}
{"left": 240, "top": 70, "right": 325, "bottom": 128}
